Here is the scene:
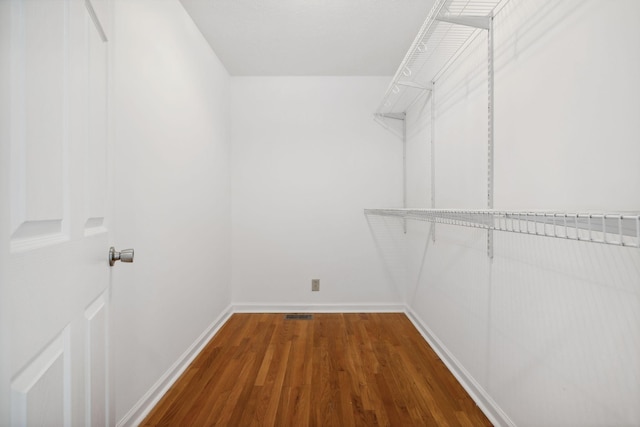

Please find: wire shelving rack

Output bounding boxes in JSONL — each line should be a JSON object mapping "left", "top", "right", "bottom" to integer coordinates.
{"left": 374, "top": 0, "right": 502, "bottom": 131}
{"left": 370, "top": 0, "right": 639, "bottom": 253}
{"left": 373, "top": 0, "right": 505, "bottom": 256}
{"left": 365, "top": 209, "right": 640, "bottom": 248}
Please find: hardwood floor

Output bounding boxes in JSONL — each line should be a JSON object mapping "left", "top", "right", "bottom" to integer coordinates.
{"left": 141, "top": 313, "right": 492, "bottom": 426}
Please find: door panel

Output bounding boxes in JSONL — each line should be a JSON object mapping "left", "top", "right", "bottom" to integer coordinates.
{"left": 3, "top": 0, "right": 113, "bottom": 425}
{"left": 85, "top": 6, "right": 108, "bottom": 237}
{"left": 10, "top": 0, "right": 67, "bottom": 252}
{"left": 84, "top": 292, "right": 108, "bottom": 427}
{"left": 11, "top": 327, "right": 70, "bottom": 427}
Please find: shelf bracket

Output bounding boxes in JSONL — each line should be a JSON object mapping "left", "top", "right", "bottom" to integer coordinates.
{"left": 397, "top": 81, "right": 432, "bottom": 91}
{"left": 435, "top": 15, "right": 491, "bottom": 30}
{"left": 376, "top": 112, "right": 406, "bottom": 121}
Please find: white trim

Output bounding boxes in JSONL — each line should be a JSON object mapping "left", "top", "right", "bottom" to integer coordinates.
{"left": 116, "top": 305, "right": 233, "bottom": 427}
{"left": 404, "top": 306, "right": 515, "bottom": 427}
{"left": 232, "top": 302, "right": 405, "bottom": 313}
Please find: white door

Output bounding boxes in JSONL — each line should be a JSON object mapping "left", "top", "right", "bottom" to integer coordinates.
{"left": 1, "top": 0, "right": 117, "bottom": 425}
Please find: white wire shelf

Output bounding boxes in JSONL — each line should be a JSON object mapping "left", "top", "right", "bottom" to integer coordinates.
{"left": 365, "top": 209, "right": 640, "bottom": 248}
{"left": 375, "top": 0, "right": 502, "bottom": 131}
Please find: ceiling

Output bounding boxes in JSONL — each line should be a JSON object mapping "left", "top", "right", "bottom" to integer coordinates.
{"left": 179, "top": 0, "right": 435, "bottom": 76}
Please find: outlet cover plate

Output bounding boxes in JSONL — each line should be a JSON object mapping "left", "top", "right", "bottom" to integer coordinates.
{"left": 312, "top": 279, "right": 320, "bottom": 291}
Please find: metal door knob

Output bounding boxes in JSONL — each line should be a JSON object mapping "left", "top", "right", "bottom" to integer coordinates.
{"left": 109, "top": 247, "right": 134, "bottom": 266}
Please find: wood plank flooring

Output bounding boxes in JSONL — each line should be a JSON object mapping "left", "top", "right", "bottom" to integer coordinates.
{"left": 141, "top": 313, "right": 492, "bottom": 426}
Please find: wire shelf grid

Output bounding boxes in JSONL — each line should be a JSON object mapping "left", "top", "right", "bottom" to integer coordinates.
{"left": 365, "top": 209, "right": 640, "bottom": 248}
{"left": 375, "top": 0, "right": 502, "bottom": 130}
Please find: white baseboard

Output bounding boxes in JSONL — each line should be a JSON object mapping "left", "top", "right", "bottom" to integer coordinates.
{"left": 116, "top": 304, "right": 233, "bottom": 427}
{"left": 404, "top": 307, "right": 515, "bottom": 427}
{"left": 232, "top": 302, "right": 405, "bottom": 313}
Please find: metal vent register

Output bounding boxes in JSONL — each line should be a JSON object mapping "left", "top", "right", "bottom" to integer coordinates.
{"left": 284, "top": 314, "right": 313, "bottom": 320}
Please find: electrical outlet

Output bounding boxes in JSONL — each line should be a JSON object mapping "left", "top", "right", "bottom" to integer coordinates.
{"left": 311, "top": 279, "right": 320, "bottom": 292}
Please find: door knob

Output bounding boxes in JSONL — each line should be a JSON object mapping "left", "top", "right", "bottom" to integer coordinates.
{"left": 109, "top": 247, "right": 134, "bottom": 266}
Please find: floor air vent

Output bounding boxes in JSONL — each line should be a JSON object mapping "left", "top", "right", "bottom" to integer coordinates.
{"left": 284, "top": 314, "right": 313, "bottom": 320}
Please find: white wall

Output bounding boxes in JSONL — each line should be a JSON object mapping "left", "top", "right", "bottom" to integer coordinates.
{"left": 111, "top": 0, "right": 231, "bottom": 423}
{"left": 231, "top": 77, "right": 403, "bottom": 309}
{"left": 44, "top": 0, "right": 639, "bottom": 424}
{"left": 397, "top": 0, "right": 640, "bottom": 425}
{"left": 0, "top": 2, "right": 10, "bottom": 422}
